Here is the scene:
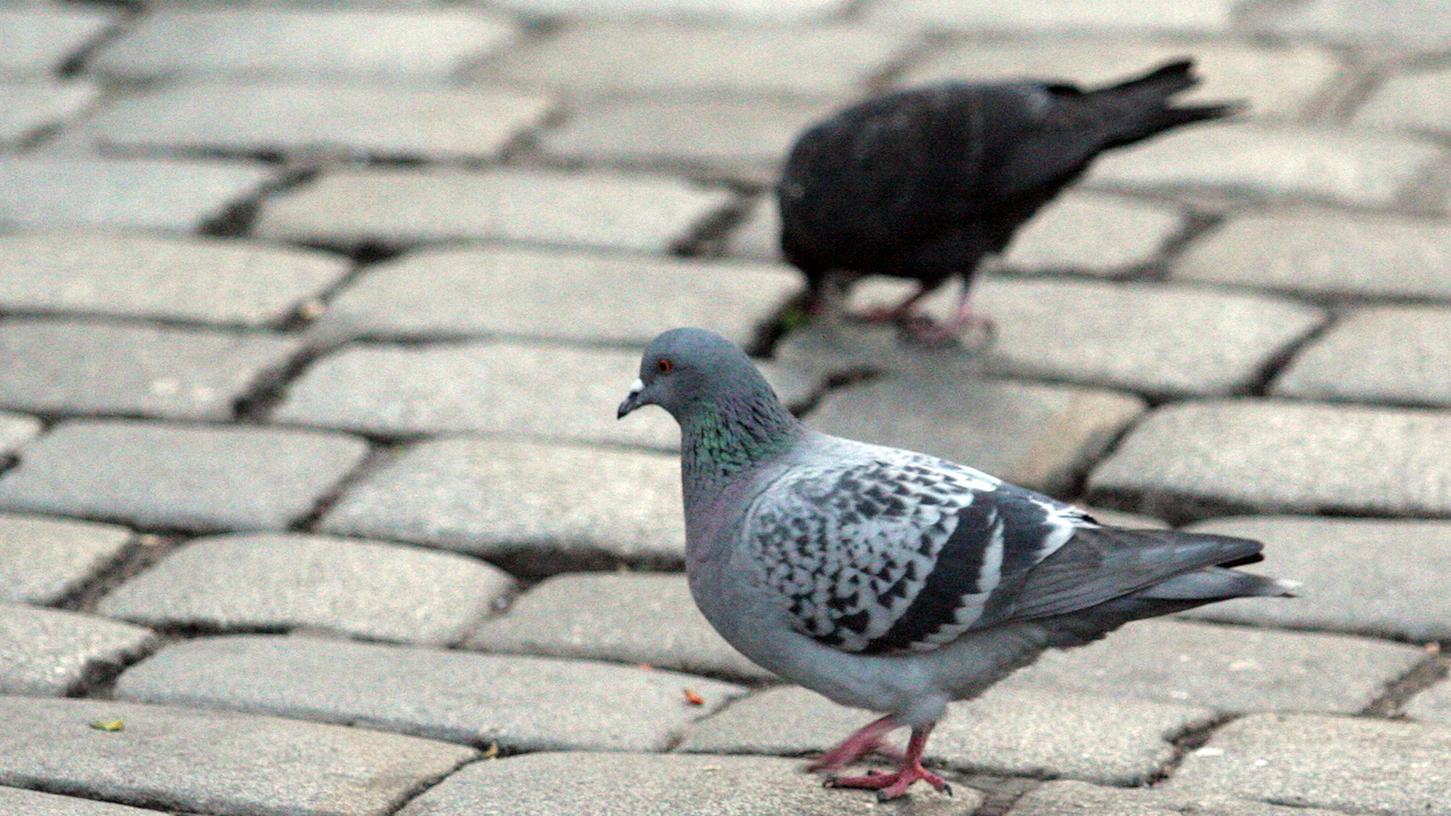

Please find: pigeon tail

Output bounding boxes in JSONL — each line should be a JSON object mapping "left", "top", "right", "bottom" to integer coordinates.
{"left": 1094, "top": 59, "right": 1244, "bottom": 149}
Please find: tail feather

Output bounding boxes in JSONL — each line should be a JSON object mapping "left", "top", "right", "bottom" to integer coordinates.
{"left": 1137, "top": 566, "right": 1299, "bottom": 601}
{"left": 1093, "top": 58, "right": 1244, "bottom": 148}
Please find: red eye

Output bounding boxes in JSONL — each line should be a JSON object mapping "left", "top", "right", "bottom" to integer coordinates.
{"left": 657, "top": 358, "right": 674, "bottom": 374}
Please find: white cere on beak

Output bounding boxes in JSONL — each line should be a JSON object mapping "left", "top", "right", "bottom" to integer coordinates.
{"left": 628, "top": 378, "right": 644, "bottom": 396}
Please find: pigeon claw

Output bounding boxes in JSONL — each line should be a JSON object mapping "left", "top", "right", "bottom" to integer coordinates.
{"left": 825, "top": 765, "right": 952, "bottom": 801}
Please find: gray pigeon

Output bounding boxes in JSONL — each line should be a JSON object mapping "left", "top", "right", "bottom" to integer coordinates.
{"left": 618, "top": 327, "right": 1296, "bottom": 800}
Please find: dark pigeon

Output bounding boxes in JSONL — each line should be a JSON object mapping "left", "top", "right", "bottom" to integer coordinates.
{"left": 778, "top": 59, "right": 1239, "bottom": 342}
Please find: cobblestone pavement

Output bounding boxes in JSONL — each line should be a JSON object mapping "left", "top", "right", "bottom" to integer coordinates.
{"left": 2, "top": 1, "right": 1450, "bottom": 814}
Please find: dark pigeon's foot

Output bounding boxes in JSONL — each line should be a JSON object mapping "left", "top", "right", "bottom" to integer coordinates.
{"left": 901, "top": 313, "right": 997, "bottom": 348}
{"left": 824, "top": 764, "right": 952, "bottom": 801}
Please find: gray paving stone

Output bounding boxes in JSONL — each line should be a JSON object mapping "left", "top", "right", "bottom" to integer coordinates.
{"left": 728, "top": 190, "right": 1183, "bottom": 276}
{"left": 320, "top": 437, "right": 686, "bottom": 573}
{"left": 274, "top": 340, "right": 815, "bottom": 450}
{"left": 1005, "top": 619, "right": 1422, "bottom": 714}
{"left": 0, "top": 157, "right": 274, "bottom": 232}
{"left": 0, "top": 514, "right": 133, "bottom": 605}
{"left": 1273, "top": 305, "right": 1451, "bottom": 408}
{"left": 0, "top": 320, "right": 300, "bottom": 420}
{"left": 486, "top": 0, "right": 848, "bottom": 23}
{"left": 480, "top": 21, "right": 909, "bottom": 97}
{"left": 97, "top": 534, "right": 512, "bottom": 645}
{"left": 1358, "top": 67, "right": 1451, "bottom": 135}
{"left": 0, "top": 787, "right": 165, "bottom": 816}
{"left": 0, "top": 80, "right": 98, "bottom": 146}
{"left": 0, "top": 231, "right": 349, "bottom": 327}
{"left": 321, "top": 245, "right": 800, "bottom": 349}
{"left": 469, "top": 572, "right": 771, "bottom": 681}
{"left": 1088, "top": 400, "right": 1451, "bottom": 521}
{"left": 1086, "top": 124, "right": 1441, "bottom": 208}
{"left": 0, "top": 411, "right": 40, "bottom": 456}
{"left": 80, "top": 82, "right": 552, "bottom": 162}
{"left": 902, "top": 40, "right": 1340, "bottom": 120}
{"left": 398, "top": 752, "right": 981, "bottom": 816}
{"left": 1407, "top": 678, "right": 1451, "bottom": 724}
{"left": 538, "top": 96, "right": 836, "bottom": 172}
{"left": 843, "top": 277, "right": 1324, "bottom": 398}
{"left": 1164, "top": 713, "right": 1451, "bottom": 815}
{"left": 868, "top": 0, "right": 1232, "bottom": 32}
{"left": 0, "top": 696, "right": 476, "bottom": 816}
{"left": 1173, "top": 211, "right": 1451, "bottom": 302}
{"left": 0, "top": 421, "right": 368, "bottom": 532}
{"left": 0, "top": 7, "right": 113, "bottom": 76}
{"left": 1007, "top": 780, "right": 1344, "bottom": 816}
{"left": 90, "top": 8, "right": 517, "bottom": 81}
{"left": 680, "top": 685, "right": 1215, "bottom": 785}
{"left": 118, "top": 636, "right": 742, "bottom": 752}
{"left": 793, "top": 362, "right": 1145, "bottom": 494}
{"left": 0, "top": 603, "right": 155, "bottom": 696}
{"left": 254, "top": 167, "right": 731, "bottom": 253}
{"left": 1249, "top": 0, "right": 1451, "bottom": 48}
{"left": 1183, "top": 516, "right": 1451, "bottom": 642}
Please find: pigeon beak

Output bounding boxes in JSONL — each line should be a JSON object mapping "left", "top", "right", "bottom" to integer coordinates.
{"left": 617, "top": 378, "right": 645, "bottom": 419}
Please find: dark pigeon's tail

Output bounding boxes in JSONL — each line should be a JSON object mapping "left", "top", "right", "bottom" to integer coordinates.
{"left": 1091, "top": 59, "right": 1243, "bottom": 149}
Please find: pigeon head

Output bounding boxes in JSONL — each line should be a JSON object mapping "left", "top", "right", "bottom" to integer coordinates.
{"left": 618, "top": 328, "right": 802, "bottom": 488}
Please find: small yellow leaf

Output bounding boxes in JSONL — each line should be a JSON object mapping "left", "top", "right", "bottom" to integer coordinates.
{"left": 90, "top": 719, "right": 124, "bottom": 732}
{"left": 482, "top": 742, "right": 500, "bottom": 759}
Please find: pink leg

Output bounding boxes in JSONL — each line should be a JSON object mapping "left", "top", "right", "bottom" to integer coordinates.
{"left": 806, "top": 714, "right": 900, "bottom": 773}
{"left": 905, "top": 286, "right": 995, "bottom": 345}
{"left": 825, "top": 723, "right": 952, "bottom": 801}
{"left": 852, "top": 284, "right": 933, "bottom": 324}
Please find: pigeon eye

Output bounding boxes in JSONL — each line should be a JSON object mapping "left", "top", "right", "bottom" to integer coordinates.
{"left": 657, "top": 358, "right": 674, "bottom": 374}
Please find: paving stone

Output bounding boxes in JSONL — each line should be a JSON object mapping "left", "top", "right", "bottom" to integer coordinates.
{"left": 470, "top": 572, "right": 771, "bottom": 681}
{"left": 792, "top": 362, "right": 1145, "bottom": 494}
{"left": 1249, "top": 0, "right": 1451, "bottom": 48}
{"left": 974, "top": 278, "right": 1321, "bottom": 398}
{"left": 0, "top": 157, "right": 273, "bottom": 232}
{"left": 0, "top": 320, "right": 300, "bottom": 421}
{"left": 1164, "top": 713, "right": 1451, "bottom": 814}
{"left": 1088, "top": 400, "right": 1451, "bottom": 521}
{"left": 97, "top": 534, "right": 512, "bottom": 645}
{"left": 1173, "top": 211, "right": 1451, "bottom": 302}
{"left": 80, "top": 82, "right": 552, "bottom": 162}
{"left": 868, "top": 0, "right": 1232, "bottom": 32}
{"left": 1086, "top": 124, "right": 1441, "bottom": 208}
{"left": 321, "top": 245, "right": 801, "bottom": 349}
{"left": 481, "top": 20, "right": 908, "bottom": 97}
{"left": 1407, "top": 678, "right": 1451, "bottom": 723}
{"left": 1007, "top": 780, "right": 1344, "bottom": 816}
{"left": 0, "top": 787, "right": 166, "bottom": 816}
{"left": 902, "top": 40, "right": 1340, "bottom": 120}
{"left": 90, "top": 8, "right": 516, "bottom": 81}
{"left": 0, "top": 604, "right": 155, "bottom": 696}
{"left": 0, "top": 421, "right": 368, "bottom": 532}
{"left": 1182, "top": 516, "right": 1451, "bottom": 642}
{"left": 275, "top": 340, "right": 814, "bottom": 450}
{"left": 118, "top": 636, "right": 742, "bottom": 752}
{"left": 1358, "top": 67, "right": 1451, "bottom": 135}
{"left": 1273, "top": 305, "right": 1451, "bottom": 408}
{"left": 254, "top": 167, "right": 731, "bottom": 253}
{"left": 399, "top": 752, "right": 981, "bottom": 816}
{"left": 539, "top": 96, "right": 836, "bottom": 172}
{"left": 0, "top": 8, "right": 113, "bottom": 76}
{"left": 729, "top": 189, "right": 1182, "bottom": 276}
{"left": 320, "top": 437, "right": 685, "bottom": 573}
{"left": 0, "top": 696, "right": 476, "bottom": 816}
{"left": 1004, "top": 619, "right": 1422, "bottom": 714}
{"left": 0, "top": 514, "right": 133, "bottom": 605}
{"left": 680, "top": 685, "right": 1215, "bottom": 785}
{"left": 486, "top": 0, "right": 849, "bottom": 23}
{"left": 0, "top": 80, "right": 98, "bottom": 146}
{"left": 0, "top": 231, "right": 349, "bottom": 327}
{"left": 0, "top": 411, "right": 40, "bottom": 456}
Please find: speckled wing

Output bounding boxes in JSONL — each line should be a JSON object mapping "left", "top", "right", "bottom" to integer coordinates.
{"left": 742, "top": 449, "right": 1096, "bottom": 655}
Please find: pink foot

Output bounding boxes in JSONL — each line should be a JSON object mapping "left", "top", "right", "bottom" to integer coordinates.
{"left": 825, "top": 765, "right": 952, "bottom": 801}
{"left": 902, "top": 313, "right": 996, "bottom": 347}
{"left": 806, "top": 714, "right": 898, "bottom": 773}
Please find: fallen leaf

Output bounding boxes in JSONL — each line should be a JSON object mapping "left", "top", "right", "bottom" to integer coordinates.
{"left": 90, "top": 719, "right": 124, "bottom": 732}
{"left": 637, "top": 663, "right": 655, "bottom": 672}
{"left": 683, "top": 688, "right": 705, "bottom": 706}
{"left": 482, "top": 742, "right": 499, "bottom": 759}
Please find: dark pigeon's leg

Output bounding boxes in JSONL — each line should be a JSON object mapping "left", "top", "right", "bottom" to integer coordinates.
{"left": 806, "top": 714, "right": 900, "bottom": 773}
{"left": 904, "top": 279, "right": 995, "bottom": 345}
{"left": 825, "top": 722, "right": 952, "bottom": 801}
{"left": 852, "top": 283, "right": 933, "bottom": 323}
